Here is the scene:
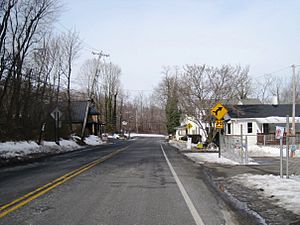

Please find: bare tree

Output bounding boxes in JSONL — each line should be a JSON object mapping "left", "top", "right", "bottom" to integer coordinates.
{"left": 78, "top": 58, "right": 98, "bottom": 98}
{"left": 154, "top": 66, "right": 181, "bottom": 134}
{"left": 164, "top": 64, "right": 252, "bottom": 142}
{"left": 0, "top": 0, "right": 60, "bottom": 139}
{"left": 59, "top": 29, "right": 81, "bottom": 133}
{"left": 99, "top": 62, "right": 121, "bottom": 131}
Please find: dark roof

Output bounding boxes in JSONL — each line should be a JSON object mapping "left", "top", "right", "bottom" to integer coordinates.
{"left": 70, "top": 101, "right": 99, "bottom": 123}
{"left": 220, "top": 98, "right": 262, "bottom": 105}
{"left": 51, "top": 101, "right": 100, "bottom": 123}
{"left": 226, "top": 104, "right": 300, "bottom": 118}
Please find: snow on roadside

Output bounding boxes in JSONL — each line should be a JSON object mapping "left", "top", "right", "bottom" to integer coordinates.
{"left": 185, "top": 152, "right": 240, "bottom": 165}
{"left": 0, "top": 141, "right": 41, "bottom": 158}
{"left": 127, "top": 133, "right": 165, "bottom": 138}
{"left": 248, "top": 145, "right": 300, "bottom": 157}
{"left": 0, "top": 135, "right": 104, "bottom": 159}
{"left": 84, "top": 135, "right": 103, "bottom": 146}
{"left": 230, "top": 174, "right": 300, "bottom": 215}
{"left": 169, "top": 140, "right": 241, "bottom": 165}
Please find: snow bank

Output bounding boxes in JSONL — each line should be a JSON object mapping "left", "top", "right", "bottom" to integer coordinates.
{"left": 0, "top": 135, "right": 104, "bottom": 159}
{"left": 185, "top": 152, "right": 240, "bottom": 165}
{"left": 0, "top": 141, "right": 40, "bottom": 158}
{"left": 84, "top": 135, "right": 103, "bottom": 146}
{"left": 128, "top": 133, "right": 165, "bottom": 138}
{"left": 248, "top": 145, "right": 300, "bottom": 157}
{"left": 169, "top": 140, "right": 240, "bottom": 165}
{"left": 231, "top": 174, "right": 300, "bottom": 215}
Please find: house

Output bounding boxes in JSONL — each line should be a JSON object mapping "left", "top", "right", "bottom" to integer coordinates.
{"left": 68, "top": 101, "right": 101, "bottom": 135}
{"left": 174, "top": 99, "right": 263, "bottom": 144}
{"left": 175, "top": 115, "right": 206, "bottom": 143}
{"left": 51, "top": 100, "right": 101, "bottom": 136}
{"left": 224, "top": 104, "right": 300, "bottom": 145}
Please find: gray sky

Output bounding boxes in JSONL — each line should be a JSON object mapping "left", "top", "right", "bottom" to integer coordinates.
{"left": 59, "top": 0, "right": 300, "bottom": 92}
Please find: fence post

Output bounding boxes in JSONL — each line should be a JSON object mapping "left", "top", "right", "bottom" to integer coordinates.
{"left": 280, "top": 137, "right": 283, "bottom": 178}
{"left": 240, "top": 125, "right": 243, "bottom": 163}
{"left": 286, "top": 115, "right": 289, "bottom": 179}
{"left": 245, "top": 136, "right": 248, "bottom": 164}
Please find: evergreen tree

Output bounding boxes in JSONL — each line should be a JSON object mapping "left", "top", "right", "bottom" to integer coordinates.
{"left": 165, "top": 97, "right": 180, "bottom": 134}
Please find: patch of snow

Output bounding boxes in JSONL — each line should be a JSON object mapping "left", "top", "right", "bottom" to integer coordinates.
{"left": 84, "top": 135, "right": 103, "bottom": 146}
{"left": 0, "top": 135, "right": 105, "bottom": 159}
{"left": 0, "top": 141, "right": 40, "bottom": 158}
{"left": 127, "top": 133, "right": 166, "bottom": 138}
{"left": 169, "top": 140, "right": 258, "bottom": 165}
{"left": 59, "top": 139, "right": 81, "bottom": 149}
{"left": 231, "top": 174, "right": 300, "bottom": 215}
{"left": 248, "top": 145, "right": 300, "bottom": 157}
{"left": 185, "top": 152, "right": 240, "bottom": 165}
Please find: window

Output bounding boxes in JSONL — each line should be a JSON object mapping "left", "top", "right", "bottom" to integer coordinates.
{"left": 227, "top": 123, "right": 231, "bottom": 134}
{"left": 263, "top": 123, "right": 269, "bottom": 134}
{"left": 247, "top": 122, "right": 253, "bottom": 133}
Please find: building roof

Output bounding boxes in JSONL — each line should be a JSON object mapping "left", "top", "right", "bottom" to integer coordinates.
{"left": 70, "top": 101, "right": 99, "bottom": 123}
{"left": 220, "top": 98, "right": 262, "bottom": 105}
{"left": 52, "top": 101, "right": 100, "bottom": 123}
{"left": 226, "top": 104, "right": 300, "bottom": 119}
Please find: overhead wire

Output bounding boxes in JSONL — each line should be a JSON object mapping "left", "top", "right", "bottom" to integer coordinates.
{"left": 250, "top": 66, "right": 291, "bottom": 79}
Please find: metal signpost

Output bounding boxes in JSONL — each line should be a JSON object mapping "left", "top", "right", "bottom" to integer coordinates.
{"left": 211, "top": 102, "right": 228, "bottom": 158}
{"left": 51, "top": 107, "right": 63, "bottom": 145}
{"left": 286, "top": 115, "right": 290, "bottom": 178}
{"left": 276, "top": 126, "right": 285, "bottom": 178}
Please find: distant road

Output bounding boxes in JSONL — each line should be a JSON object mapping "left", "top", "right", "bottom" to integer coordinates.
{"left": 0, "top": 137, "right": 256, "bottom": 225}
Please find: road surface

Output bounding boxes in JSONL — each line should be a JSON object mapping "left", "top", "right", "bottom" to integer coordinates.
{"left": 0, "top": 137, "right": 256, "bottom": 225}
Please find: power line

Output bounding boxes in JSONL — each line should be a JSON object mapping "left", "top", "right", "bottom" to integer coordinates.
{"left": 251, "top": 66, "right": 291, "bottom": 79}
{"left": 54, "top": 23, "right": 103, "bottom": 55}
{"left": 123, "top": 89, "right": 153, "bottom": 92}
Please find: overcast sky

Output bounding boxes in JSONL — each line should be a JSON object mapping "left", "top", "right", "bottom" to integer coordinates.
{"left": 59, "top": 0, "right": 300, "bottom": 93}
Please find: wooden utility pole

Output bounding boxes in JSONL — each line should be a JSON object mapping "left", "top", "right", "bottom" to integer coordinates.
{"left": 292, "top": 64, "right": 296, "bottom": 136}
{"left": 81, "top": 51, "right": 109, "bottom": 140}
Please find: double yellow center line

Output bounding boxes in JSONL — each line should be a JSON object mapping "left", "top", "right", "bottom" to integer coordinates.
{"left": 0, "top": 147, "right": 127, "bottom": 218}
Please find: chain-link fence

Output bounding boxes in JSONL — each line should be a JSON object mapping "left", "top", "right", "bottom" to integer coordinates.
{"left": 221, "top": 135, "right": 249, "bottom": 165}
{"left": 221, "top": 134, "right": 300, "bottom": 175}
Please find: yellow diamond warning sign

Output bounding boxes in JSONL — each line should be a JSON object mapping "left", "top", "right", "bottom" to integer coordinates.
{"left": 211, "top": 102, "right": 228, "bottom": 120}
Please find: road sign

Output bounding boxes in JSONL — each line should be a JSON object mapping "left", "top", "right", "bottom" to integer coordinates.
{"left": 215, "top": 120, "right": 224, "bottom": 129}
{"left": 186, "top": 123, "right": 193, "bottom": 129}
{"left": 275, "top": 126, "right": 285, "bottom": 139}
{"left": 50, "top": 107, "right": 63, "bottom": 120}
{"left": 211, "top": 102, "right": 228, "bottom": 120}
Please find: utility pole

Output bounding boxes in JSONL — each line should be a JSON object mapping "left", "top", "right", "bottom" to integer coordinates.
{"left": 81, "top": 51, "right": 109, "bottom": 140}
{"left": 292, "top": 64, "right": 296, "bottom": 137}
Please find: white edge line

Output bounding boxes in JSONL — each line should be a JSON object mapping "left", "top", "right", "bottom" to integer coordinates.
{"left": 160, "top": 144, "right": 205, "bottom": 225}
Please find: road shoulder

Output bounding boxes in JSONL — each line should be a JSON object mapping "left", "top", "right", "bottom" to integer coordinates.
{"left": 167, "top": 140, "right": 300, "bottom": 225}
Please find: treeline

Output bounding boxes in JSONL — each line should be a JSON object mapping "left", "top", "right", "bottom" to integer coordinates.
{"left": 154, "top": 64, "right": 251, "bottom": 141}
{"left": 0, "top": 0, "right": 166, "bottom": 140}
{"left": 0, "top": 0, "right": 69, "bottom": 140}
{"left": 154, "top": 63, "right": 300, "bottom": 141}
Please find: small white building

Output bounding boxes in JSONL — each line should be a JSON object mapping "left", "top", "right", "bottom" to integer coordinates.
{"left": 175, "top": 116, "right": 207, "bottom": 142}
{"left": 224, "top": 104, "right": 300, "bottom": 145}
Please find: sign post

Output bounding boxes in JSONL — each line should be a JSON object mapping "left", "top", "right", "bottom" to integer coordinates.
{"left": 51, "top": 107, "right": 63, "bottom": 145}
{"left": 286, "top": 115, "right": 290, "bottom": 179}
{"left": 276, "top": 126, "right": 285, "bottom": 178}
{"left": 211, "top": 102, "right": 228, "bottom": 158}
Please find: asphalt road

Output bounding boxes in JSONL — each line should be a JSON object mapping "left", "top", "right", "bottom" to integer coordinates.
{"left": 0, "top": 137, "right": 255, "bottom": 225}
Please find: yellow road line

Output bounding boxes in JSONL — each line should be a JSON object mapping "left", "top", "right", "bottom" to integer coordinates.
{"left": 0, "top": 147, "right": 127, "bottom": 218}
{"left": 0, "top": 159, "right": 99, "bottom": 211}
